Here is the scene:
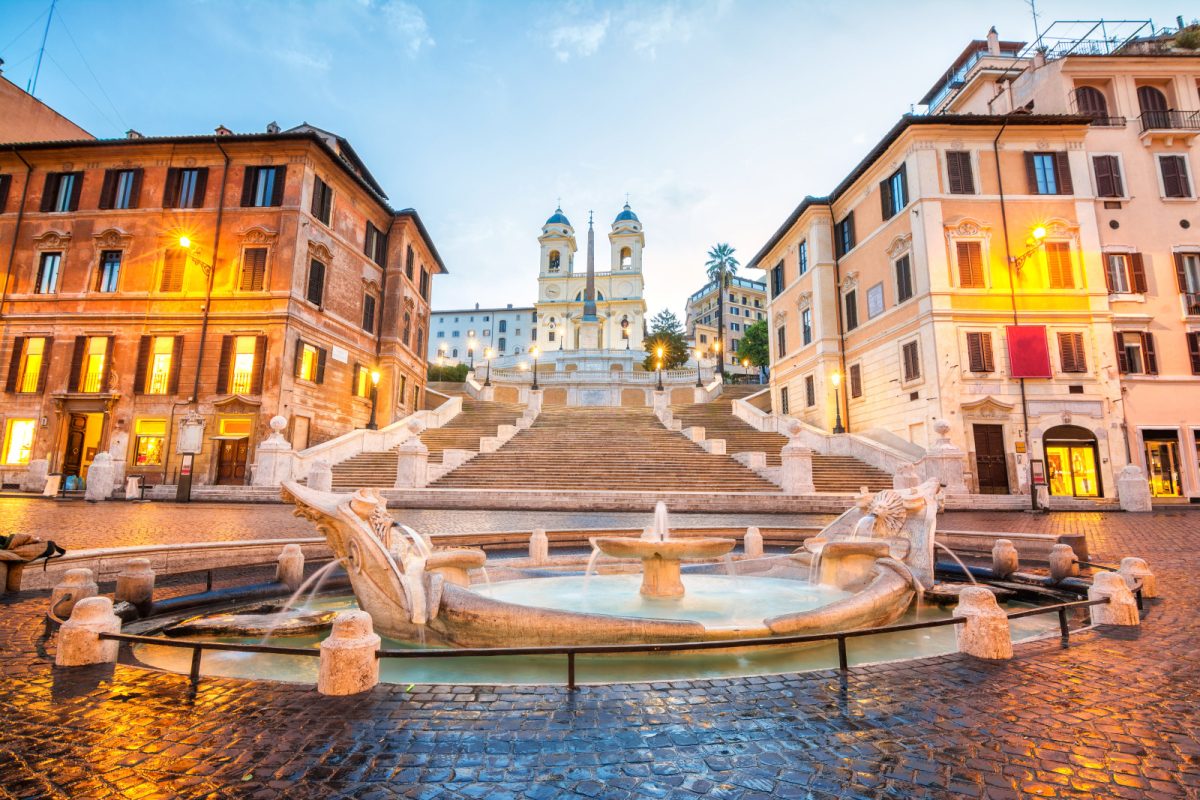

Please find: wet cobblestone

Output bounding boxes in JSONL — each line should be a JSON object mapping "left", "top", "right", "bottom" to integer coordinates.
{"left": 0, "top": 508, "right": 1198, "bottom": 798}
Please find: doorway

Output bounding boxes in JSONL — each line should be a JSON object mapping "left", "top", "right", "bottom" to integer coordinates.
{"left": 1143, "top": 430, "right": 1182, "bottom": 497}
{"left": 216, "top": 438, "right": 249, "bottom": 485}
{"left": 1044, "top": 425, "right": 1101, "bottom": 497}
{"left": 972, "top": 424, "right": 1009, "bottom": 494}
{"left": 62, "top": 412, "right": 105, "bottom": 484}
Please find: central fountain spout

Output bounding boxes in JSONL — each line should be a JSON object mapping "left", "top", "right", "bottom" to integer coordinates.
{"left": 593, "top": 502, "right": 736, "bottom": 598}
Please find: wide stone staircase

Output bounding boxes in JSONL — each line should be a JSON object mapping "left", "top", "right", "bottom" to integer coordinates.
{"left": 330, "top": 395, "right": 525, "bottom": 490}
{"left": 670, "top": 387, "right": 894, "bottom": 493}
{"left": 429, "top": 406, "right": 782, "bottom": 492}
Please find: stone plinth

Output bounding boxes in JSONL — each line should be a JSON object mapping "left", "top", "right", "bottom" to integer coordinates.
{"left": 20, "top": 459, "right": 49, "bottom": 493}
{"left": 51, "top": 568, "right": 98, "bottom": 619}
{"left": 781, "top": 442, "right": 815, "bottom": 494}
{"left": 252, "top": 416, "right": 297, "bottom": 487}
{"left": 1119, "top": 557, "right": 1157, "bottom": 598}
{"left": 84, "top": 452, "right": 115, "bottom": 502}
{"left": 307, "top": 458, "right": 333, "bottom": 493}
{"left": 395, "top": 437, "right": 429, "bottom": 489}
{"left": 529, "top": 529, "right": 549, "bottom": 564}
{"left": 991, "top": 539, "right": 1019, "bottom": 580}
{"left": 56, "top": 596, "right": 121, "bottom": 667}
{"left": 115, "top": 558, "right": 155, "bottom": 614}
{"left": 953, "top": 586, "right": 1013, "bottom": 660}
{"left": 892, "top": 463, "right": 919, "bottom": 491}
{"left": 743, "top": 527, "right": 763, "bottom": 558}
{"left": 1116, "top": 465, "right": 1153, "bottom": 512}
{"left": 276, "top": 544, "right": 305, "bottom": 591}
{"left": 318, "top": 611, "right": 381, "bottom": 695}
{"left": 1089, "top": 571, "right": 1139, "bottom": 626}
{"left": 923, "top": 420, "right": 968, "bottom": 493}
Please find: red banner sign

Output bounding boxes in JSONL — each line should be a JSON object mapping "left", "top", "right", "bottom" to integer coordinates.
{"left": 1007, "top": 325, "right": 1052, "bottom": 378}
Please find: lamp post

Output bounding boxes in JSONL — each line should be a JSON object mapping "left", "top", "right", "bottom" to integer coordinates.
{"left": 530, "top": 345, "right": 540, "bottom": 390}
{"left": 656, "top": 345, "right": 665, "bottom": 392}
{"left": 831, "top": 371, "right": 845, "bottom": 434}
{"left": 366, "top": 369, "right": 381, "bottom": 430}
{"left": 483, "top": 347, "right": 494, "bottom": 386}
{"left": 467, "top": 338, "right": 477, "bottom": 370}
{"left": 695, "top": 347, "right": 705, "bottom": 387}
{"left": 1007, "top": 224, "right": 1048, "bottom": 513}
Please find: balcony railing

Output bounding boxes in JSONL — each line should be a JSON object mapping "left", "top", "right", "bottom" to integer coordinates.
{"left": 1139, "top": 110, "right": 1200, "bottom": 134}
{"left": 1087, "top": 115, "right": 1126, "bottom": 128}
{"left": 1185, "top": 292, "right": 1200, "bottom": 317}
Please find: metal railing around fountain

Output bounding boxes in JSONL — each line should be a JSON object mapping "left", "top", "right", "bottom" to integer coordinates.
{"left": 50, "top": 594, "right": 1127, "bottom": 692}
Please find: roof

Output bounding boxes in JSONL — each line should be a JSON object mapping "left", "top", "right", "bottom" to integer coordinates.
{"left": 747, "top": 113, "right": 1091, "bottom": 270}
{"left": 919, "top": 38, "right": 1027, "bottom": 105}
{"left": 613, "top": 202, "right": 639, "bottom": 223}
{"left": 546, "top": 207, "right": 571, "bottom": 226}
{"left": 285, "top": 123, "right": 387, "bottom": 197}
{"left": 394, "top": 208, "right": 449, "bottom": 275}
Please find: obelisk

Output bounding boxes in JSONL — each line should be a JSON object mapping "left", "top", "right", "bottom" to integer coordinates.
{"left": 577, "top": 210, "right": 601, "bottom": 349}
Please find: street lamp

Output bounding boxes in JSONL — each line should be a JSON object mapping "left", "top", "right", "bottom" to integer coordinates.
{"left": 655, "top": 345, "right": 665, "bottom": 391}
{"left": 695, "top": 346, "right": 705, "bottom": 387}
{"left": 830, "top": 371, "right": 845, "bottom": 434}
{"left": 483, "top": 347, "right": 494, "bottom": 386}
{"left": 530, "top": 345, "right": 540, "bottom": 390}
{"left": 467, "top": 338, "right": 477, "bottom": 370}
{"left": 177, "top": 234, "right": 212, "bottom": 275}
{"left": 366, "top": 369, "right": 381, "bottom": 430}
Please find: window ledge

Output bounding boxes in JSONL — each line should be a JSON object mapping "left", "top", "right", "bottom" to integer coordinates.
{"left": 1159, "top": 196, "right": 1196, "bottom": 202}
{"left": 1108, "top": 292, "right": 1145, "bottom": 302}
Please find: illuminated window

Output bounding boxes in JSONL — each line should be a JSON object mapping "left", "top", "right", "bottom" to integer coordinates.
{"left": 956, "top": 241, "right": 985, "bottom": 288}
{"left": 81, "top": 337, "right": 108, "bottom": 393}
{"left": 296, "top": 342, "right": 320, "bottom": 382}
{"left": 2, "top": 419, "right": 35, "bottom": 464}
{"left": 133, "top": 419, "right": 166, "bottom": 466}
{"left": 15, "top": 337, "right": 46, "bottom": 393}
{"left": 231, "top": 336, "right": 258, "bottom": 394}
{"left": 146, "top": 337, "right": 175, "bottom": 394}
{"left": 219, "top": 418, "right": 253, "bottom": 437}
{"left": 1045, "top": 242, "right": 1075, "bottom": 289}
{"left": 354, "top": 365, "right": 371, "bottom": 398}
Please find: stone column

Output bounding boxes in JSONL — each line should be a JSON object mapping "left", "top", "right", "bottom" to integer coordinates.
{"left": 953, "top": 587, "right": 1013, "bottom": 659}
{"left": 84, "top": 452, "right": 116, "bottom": 502}
{"left": 743, "top": 527, "right": 763, "bottom": 558}
{"left": 1088, "top": 571, "right": 1139, "bottom": 626}
{"left": 781, "top": 441, "right": 815, "bottom": 494}
{"left": 1116, "top": 465, "right": 1153, "bottom": 512}
{"left": 1048, "top": 544, "right": 1079, "bottom": 583}
{"left": 306, "top": 458, "right": 333, "bottom": 493}
{"left": 55, "top": 596, "right": 122, "bottom": 667}
{"left": 991, "top": 539, "right": 1019, "bottom": 580}
{"left": 318, "top": 610, "right": 381, "bottom": 696}
{"left": 20, "top": 459, "right": 49, "bottom": 493}
{"left": 395, "top": 436, "right": 429, "bottom": 489}
{"left": 1118, "top": 557, "right": 1157, "bottom": 599}
{"left": 529, "top": 529, "right": 549, "bottom": 565}
{"left": 115, "top": 558, "right": 155, "bottom": 615}
{"left": 276, "top": 544, "right": 305, "bottom": 591}
{"left": 50, "top": 568, "right": 98, "bottom": 619}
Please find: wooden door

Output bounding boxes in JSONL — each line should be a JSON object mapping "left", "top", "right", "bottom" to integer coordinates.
{"left": 216, "top": 438, "right": 249, "bottom": 485}
{"left": 63, "top": 413, "right": 87, "bottom": 478}
{"left": 973, "top": 424, "right": 1009, "bottom": 494}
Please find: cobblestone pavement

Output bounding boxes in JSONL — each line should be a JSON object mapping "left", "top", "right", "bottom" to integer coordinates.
{"left": 1, "top": 510, "right": 1198, "bottom": 799}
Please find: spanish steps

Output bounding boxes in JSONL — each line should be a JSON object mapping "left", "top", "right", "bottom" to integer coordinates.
{"left": 670, "top": 384, "right": 894, "bottom": 493}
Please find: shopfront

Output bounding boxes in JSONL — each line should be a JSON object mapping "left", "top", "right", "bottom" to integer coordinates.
{"left": 1044, "top": 425, "right": 1102, "bottom": 498}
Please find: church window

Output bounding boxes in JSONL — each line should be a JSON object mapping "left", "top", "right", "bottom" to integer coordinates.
{"left": 549, "top": 331, "right": 556, "bottom": 342}
{"left": 549, "top": 250, "right": 561, "bottom": 272}
{"left": 620, "top": 246, "right": 632, "bottom": 269}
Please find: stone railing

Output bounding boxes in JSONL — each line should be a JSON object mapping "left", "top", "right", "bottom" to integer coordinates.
{"left": 488, "top": 367, "right": 711, "bottom": 385}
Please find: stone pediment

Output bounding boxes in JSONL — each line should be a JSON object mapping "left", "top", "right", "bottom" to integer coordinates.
{"left": 213, "top": 394, "right": 263, "bottom": 414}
{"left": 960, "top": 396, "right": 1016, "bottom": 418}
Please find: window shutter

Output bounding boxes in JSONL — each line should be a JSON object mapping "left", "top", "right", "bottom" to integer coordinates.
{"left": 168, "top": 335, "right": 184, "bottom": 394}
{"left": 5, "top": 337, "right": 24, "bottom": 392}
{"left": 67, "top": 336, "right": 86, "bottom": 392}
{"left": 352, "top": 361, "right": 361, "bottom": 395}
{"left": 1174, "top": 253, "right": 1189, "bottom": 293}
{"left": 1101, "top": 255, "right": 1115, "bottom": 293}
{"left": 957, "top": 241, "right": 983, "bottom": 287}
{"left": 270, "top": 165, "right": 286, "bottom": 206}
{"left": 846, "top": 212, "right": 855, "bottom": 250}
{"left": 240, "top": 167, "right": 256, "bottom": 207}
{"left": 307, "top": 260, "right": 325, "bottom": 306}
{"left": 1072, "top": 334, "right": 1086, "bottom": 373}
{"left": 1024, "top": 153, "right": 1039, "bottom": 193}
{"left": 99, "top": 169, "right": 117, "bottom": 210}
{"left": 35, "top": 337, "right": 52, "bottom": 392}
{"left": 980, "top": 333, "right": 994, "bottom": 372}
{"left": 1114, "top": 332, "right": 1128, "bottom": 374}
{"left": 1130, "top": 253, "right": 1147, "bottom": 293}
{"left": 947, "top": 152, "right": 963, "bottom": 194}
{"left": 0, "top": 174, "right": 11, "bottom": 212}
{"left": 1046, "top": 243, "right": 1074, "bottom": 289}
{"left": 250, "top": 335, "right": 268, "bottom": 394}
{"left": 40, "top": 174, "right": 57, "bottom": 212}
{"left": 192, "top": 168, "right": 208, "bottom": 208}
{"left": 315, "top": 347, "right": 327, "bottom": 384}
{"left": 849, "top": 364, "right": 862, "bottom": 398}
{"left": 1142, "top": 332, "right": 1158, "bottom": 375}
{"left": 100, "top": 336, "right": 115, "bottom": 390}
{"left": 293, "top": 339, "right": 305, "bottom": 377}
{"left": 128, "top": 168, "right": 143, "bottom": 208}
{"left": 216, "top": 335, "right": 233, "bottom": 393}
{"left": 134, "top": 336, "right": 151, "bottom": 394}
{"left": 311, "top": 178, "right": 323, "bottom": 217}
{"left": 1054, "top": 152, "right": 1073, "bottom": 194}
{"left": 1189, "top": 333, "right": 1200, "bottom": 375}
{"left": 241, "top": 248, "right": 267, "bottom": 291}
{"left": 162, "top": 168, "right": 180, "bottom": 208}
{"left": 68, "top": 172, "right": 83, "bottom": 211}
{"left": 1093, "top": 156, "right": 1114, "bottom": 197}
{"left": 967, "top": 333, "right": 983, "bottom": 372}
{"left": 160, "top": 249, "right": 185, "bottom": 292}
{"left": 879, "top": 177, "right": 893, "bottom": 220}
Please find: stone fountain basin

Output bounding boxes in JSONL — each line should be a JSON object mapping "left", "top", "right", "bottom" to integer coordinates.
{"left": 164, "top": 605, "right": 339, "bottom": 638}
{"left": 591, "top": 536, "right": 737, "bottom": 560}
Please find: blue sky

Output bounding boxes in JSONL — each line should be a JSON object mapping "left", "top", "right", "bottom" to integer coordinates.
{"left": 1, "top": 1, "right": 1191, "bottom": 314}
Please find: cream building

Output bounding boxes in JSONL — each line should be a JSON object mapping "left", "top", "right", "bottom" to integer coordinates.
{"left": 684, "top": 275, "right": 767, "bottom": 372}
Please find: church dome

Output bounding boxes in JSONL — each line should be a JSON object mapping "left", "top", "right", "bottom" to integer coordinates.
{"left": 613, "top": 202, "right": 639, "bottom": 223}
{"left": 545, "top": 206, "right": 571, "bottom": 226}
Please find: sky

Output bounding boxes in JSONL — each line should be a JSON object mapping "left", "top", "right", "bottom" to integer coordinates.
{"left": 0, "top": 0, "right": 1192, "bottom": 315}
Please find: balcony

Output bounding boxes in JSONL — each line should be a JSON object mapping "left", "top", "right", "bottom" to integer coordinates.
{"left": 1087, "top": 115, "right": 1126, "bottom": 128}
{"left": 1138, "top": 110, "right": 1200, "bottom": 145}
{"left": 1185, "top": 292, "right": 1200, "bottom": 317}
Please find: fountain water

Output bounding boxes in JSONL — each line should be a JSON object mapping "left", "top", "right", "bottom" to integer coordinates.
{"left": 934, "top": 542, "right": 978, "bottom": 586}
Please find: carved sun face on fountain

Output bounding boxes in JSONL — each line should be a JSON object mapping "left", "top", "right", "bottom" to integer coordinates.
{"left": 865, "top": 490, "right": 907, "bottom": 538}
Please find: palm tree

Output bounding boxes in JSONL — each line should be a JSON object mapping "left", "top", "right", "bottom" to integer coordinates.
{"left": 704, "top": 243, "right": 740, "bottom": 376}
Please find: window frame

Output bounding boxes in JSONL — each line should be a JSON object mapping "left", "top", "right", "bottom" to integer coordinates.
{"left": 879, "top": 163, "right": 908, "bottom": 220}
{"left": 797, "top": 239, "right": 808, "bottom": 275}
{"left": 954, "top": 239, "right": 988, "bottom": 289}
{"left": 1044, "top": 241, "right": 1077, "bottom": 290}
{"left": 944, "top": 150, "right": 976, "bottom": 195}
{"left": 1156, "top": 154, "right": 1194, "bottom": 199}
{"left": 311, "top": 175, "right": 333, "bottom": 226}
{"left": 1091, "top": 153, "right": 1126, "bottom": 199}
{"left": 96, "top": 249, "right": 122, "bottom": 293}
{"left": 1, "top": 418, "right": 36, "bottom": 465}
{"left": 894, "top": 253, "right": 914, "bottom": 303}
{"left": 804, "top": 374, "right": 816, "bottom": 407}
{"left": 238, "top": 246, "right": 269, "bottom": 292}
{"left": 35, "top": 251, "right": 62, "bottom": 294}
{"left": 801, "top": 308, "right": 812, "bottom": 346}
{"left": 306, "top": 258, "right": 326, "bottom": 308}
{"left": 964, "top": 331, "right": 995, "bottom": 374}
{"left": 900, "top": 338, "right": 922, "bottom": 385}
{"left": 1057, "top": 331, "right": 1088, "bottom": 374}
{"left": 1026, "top": 151, "right": 1073, "bottom": 195}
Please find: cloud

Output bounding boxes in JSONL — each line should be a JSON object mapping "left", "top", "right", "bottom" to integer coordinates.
{"left": 622, "top": 4, "right": 694, "bottom": 57}
{"left": 548, "top": 13, "right": 611, "bottom": 61}
{"left": 376, "top": 0, "right": 435, "bottom": 56}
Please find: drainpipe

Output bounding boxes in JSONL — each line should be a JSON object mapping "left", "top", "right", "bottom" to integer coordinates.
{"left": 992, "top": 120, "right": 1040, "bottom": 512}
{"left": 0, "top": 147, "right": 33, "bottom": 319}
{"left": 827, "top": 201, "right": 850, "bottom": 433}
{"left": 189, "top": 138, "right": 231, "bottom": 403}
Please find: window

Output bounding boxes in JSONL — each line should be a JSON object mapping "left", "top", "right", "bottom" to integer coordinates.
{"left": 802, "top": 308, "right": 812, "bottom": 346}
{"left": 1025, "top": 152, "right": 1073, "bottom": 195}
{"left": 867, "top": 283, "right": 885, "bottom": 319}
{"left": 770, "top": 262, "right": 784, "bottom": 296}
{"left": 731, "top": 307, "right": 739, "bottom": 316}
{"left": 1137, "top": 85, "right": 1169, "bottom": 125}
{"left": 353, "top": 364, "right": 372, "bottom": 398}
{"left": 99, "top": 168, "right": 142, "bottom": 210}
{"left": 35, "top": 252, "right": 61, "bottom": 294}
{"left": 96, "top": 250, "right": 122, "bottom": 292}
{"left": 160, "top": 248, "right": 186, "bottom": 292}
{"left": 798, "top": 240, "right": 808, "bottom": 275}
{"left": 1045, "top": 242, "right": 1075, "bottom": 289}
{"left": 895, "top": 255, "right": 913, "bottom": 303}
{"left": 849, "top": 364, "right": 862, "bottom": 398}
{"left": 834, "top": 212, "right": 855, "bottom": 257}
{"left": 1074, "top": 86, "right": 1109, "bottom": 120}
{"left": 780, "top": 386, "right": 789, "bottom": 415}
{"left": 419, "top": 268, "right": 429, "bottom": 299}
{"left": 1093, "top": 155, "right": 1124, "bottom": 198}
{"left": 844, "top": 290, "right": 858, "bottom": 331}
{"left": 311, "top": 176, "right": 333, "bottom": 225}
{"left": 362, "top": 294, "right": 377, "bottom": 332}
{"left": 499, "top": 319, "right": 507, "bottom": 333}
{"left": 498, "top": 337, "right": 506, "bottom": 351}
{"left": 220, "top": 335, "right": 266, "bottom": 394}
{"left": 805, "top": 375, "right": 815, "bottom": 407}
{"left": 730, "top": 322, "right": 740, "bottom": 332}
{"left": 946, "top": 150, "right": 975, "bottom": 194}
{"left": 1177, "top": 253, "right": 1200, "bottom": 296}
{"left": 880, "top": 164, "right": 908, "bottom": 219}
{"left": 295, "top": 340, "right": 326, "bottom": 383}
{"left": 132, "top": 419, "right": 166, "bottom": 466}
{"left": 364, "top": 222, "right": 388, "bottom": 266}
{"left": 306, "top": 259, "right": 325, "bottom": 306}
{"left": 0, "top": 174, "right": 11, "bottom": 212}
{"left": 241, "top": 165, "right": 286, "bottom": 207}
{"left": 902, "top": 340, "right": 920, "bottom": 382}
{"left": 136, "top": 335, "right": 181, "bottom": 395}
{"left": 1115, "top": 331, "right": 1157, "bottom": 375}
{"left": 2, "top": 419, "right": 35, "bottom": 465}
{"left": 74, "top": 336, "right": 111, "bottom": 393}
{"left": 966, "top": 332, "right": 994, "bottom": 373}
{"left": 1159, "top": 155, "right": 1192, "bottom": 198}
{"left": 403, "top": 313, "right": 412, "bottom": 347}
{"left": 40, "top": 171, "right": 81, "bottom": 212}
{"left": 405, "top": 246, "right": 415, "bottom": 279}
{"left": 237, "top": 247, "right": 267, "bottom": 291}
{"left": 776, "top": 324, "right": 786, "bottom": 354}
{"left": 548, "top": 249, "right": 561, "bottom": 272}
{"left": 164, "top": 167, "right": 208, "bottom": 209}
{"left": 1104, "top": 253, "right": 1147, "bottom": 294}
{"left": 1188, "top": 332, "right": 1200, "bottom": 375}
{"left": 5, "top": 337, "right": 50, "bottom": 394}
{"left": 1057, "top": 332, "right": 1087, "bottom": 373}
{"left": 416, "top": 327, "right": 424, "bottom": 355}
{"left": 956, "top": 241, "right": 985, "bottom": 288}
{"left": 620, "top": 246, "right": 632, "bottom": 268}
{"left": 436, "top": 331, "right": 444, "bottom": 338}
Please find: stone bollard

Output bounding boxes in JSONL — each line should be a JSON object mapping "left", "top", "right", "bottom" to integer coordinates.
{"left": 395, "top": 437, "right": 429, "bottom": 489}
{"left": 1088, "top": 571, "right": 1139, "bottom": 626}
{"left": 991, "top": 539, "right": 1019, "bottom": 580}
{"left": 743, "top": 527, "right": 763, "bottom": 559}
{"left": 1116, "top": 465, "right": 1153, "bottom": 512}
{"left": 529, "top": 529, "right": 549, "bottom": 565}
{"left": 952, "top": 586, "right": 1013, "bottom": 660}
{"left": 55, "top": 596, "right": 122, "bottom": 667}
{"left": 115, "top": 558, "right": 156, "bottom": 614}
{"left": 50, "top": 568, "right": 98, "bottom": 619}
{"left": 1048, "top": 544, "right": 1079, "bottom": 583}
{"left": 318, "top": 610, "right": 381, "bottom": 695}
{"left": 84, "top": 452, "right": 116, "bottom": 502}
{"left": 276, "top": 544, "right": 305, "bottom": 591}
{"left": 307, "top": 458, "right": 333, "bottom": 493}
{"left": 20, "top": 458, "right": 49, "bottom": 493}
{"left": 1118, "top": 557, "right": 1157, "bottom": 599}
{"left": 780, "top": 442, "right": 816, "bottom": 494}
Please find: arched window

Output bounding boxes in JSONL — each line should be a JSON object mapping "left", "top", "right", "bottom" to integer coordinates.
{"left": 452, "top": 348, "right": 458, "bottom": 357}
{"left": 402, "top": 311, "right": 411, "bottom": 346}
{"left": 620, "top": 246, "right": 632, "bottom": 269}
{"left": 1137, "top": 85, "right": 1169, "bottom": 129}
{"left": 548, "top": 250, "right": 561, "bottom": 272}
{"left": 1074, "top": 86, "right": 1108, "bottom": 120}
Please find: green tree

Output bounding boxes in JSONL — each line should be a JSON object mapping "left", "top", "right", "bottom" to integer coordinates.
{"left": 642, "top": 308, "right": 689, "bottom": 371}
{"left": 704, "top": 243, "right": 740, "bottom": 376}
{"left": 426, "top": 362, "right": 469, "bottom": 382}
{"left": 736, "top": 319, "right": 769, "bottom": 374}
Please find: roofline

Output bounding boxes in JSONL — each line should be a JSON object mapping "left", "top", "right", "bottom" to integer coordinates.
{"left": 919, "top": 38, "right": 1028, "bottom": 104}
{"left": 746, "top": 113, "right": 1091, "bottom": 270}
{"left": 431, "top": 306, "right": 537, "bottom": 315}
{"left": 395, "top": 208, "right": 449, "bottom": 275}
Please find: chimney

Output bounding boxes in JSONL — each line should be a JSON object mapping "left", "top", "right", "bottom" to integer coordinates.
{"left": 475, "top": 302, "right": 480, "bottom": 310}
{"left": 125, "top": 129, "right": 144, "bottom": 139}
{"left": 215, "top": 125, "right": 233, "bottom": 136}
{"left": 266, "top": 121, "right": 280, "bottom": 134}
{"left": 986, "top": 26, "right": 1000, "bottom": 55}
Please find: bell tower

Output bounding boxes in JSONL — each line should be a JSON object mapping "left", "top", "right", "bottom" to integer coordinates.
{"left": 609, "top": 202, "right": 644, "bottom": 272}
{"left": 539, "top": 206, "right": 576, "bottom": 276}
